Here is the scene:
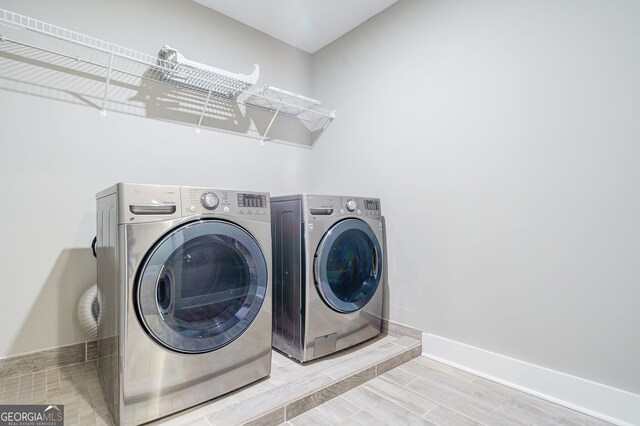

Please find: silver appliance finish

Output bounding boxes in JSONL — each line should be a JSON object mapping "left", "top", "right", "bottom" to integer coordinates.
{"left": 271, "top": 194, "right": 384, "bottom": 362}
{"left": 96, "top": 183, "right": 272, "bottom": 425}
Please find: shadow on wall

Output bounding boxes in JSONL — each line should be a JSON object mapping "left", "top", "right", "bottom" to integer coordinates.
{"left": 9, "top": 248, "right": 96, "bottom": 355}
{"left": 0, "top": 39, "right": 315, "bottom": 146}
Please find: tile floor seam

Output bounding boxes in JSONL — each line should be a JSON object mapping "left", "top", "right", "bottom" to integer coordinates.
{"left": 421, "top": 403, "right": 438, "bottom": 416}
{"left": 371, "top": 345, "right": 419, "bottom": 373}
{"left": 416, "top": 388, "right": 521, "bottom": 425}
{"left": 471, "top": 375, "right": 583, "bottom": 425}
{"left": 376, "top": 346, "right": 422, "bottom": 377}
{"left": 284, "top": 367, "right": 376, "bottom": 421}
{"left": 387, "top": 339, "right": 421, "bottom": 350}
{"left": 378, "top": 372, "right": 419, "bottom": 388}
{"left": 282, "top": 371, "right": 336, "bottom": 408}
{"left": 406, "top": 370, "right": 526, "bottom": 423}
{"left": 428, "top": 405, "right": 491, "bottom": 426}
{"left": 497, "top": 399, "right": 584, "bottom": 426}
{"left": 316, "top": 396, "right": 361, "bottom": 423}
{"left": 363, "top": 378, "right": 439, "bottom": 417}
{"left": 253, "top": 407, "right": 286, "bottom": 425}
{"left": 318, "top": 407, "right": 364, "bottom": 424}
{"left": 339, "top": 392, "right": 390, "bottom": 425}
{"left": 472, "top": 379, "right": 552, "bottom": 421}
{"left": 343, "top": 386, "right": 426, "bottom": 425}
{"left": 326, "top": 345, "right": 412, "bottom": 379}
{"left": 205, "top": 369, "right": 333, "bottom": 424}
{"left": 378, "top": 370, "right": 481, "bottom": 422}
{"left": 339, "top": 391, "right": 367, "bottom": 412}
{"left": 413, "top": 363, "right": 508, "bottom": 406}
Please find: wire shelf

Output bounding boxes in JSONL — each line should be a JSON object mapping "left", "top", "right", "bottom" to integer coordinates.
{"left": 156, "top": 45, "right": 259, "bottom": 99}
{"left": 0, "top": 8, "right": 335, "bottom": 145}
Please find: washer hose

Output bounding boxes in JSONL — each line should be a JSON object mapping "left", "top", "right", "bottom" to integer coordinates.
{"left": 77, "top": 236, "right": 101, "bottom": 338}
{"left": 77, "top": 284, "right": 101, "bottom": 339}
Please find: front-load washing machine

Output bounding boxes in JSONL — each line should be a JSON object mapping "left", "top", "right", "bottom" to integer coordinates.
{"left": 271, "top": 194, "right": 383, "bottom": 362}
{"left": 96, "top": 183, "right": 272, "bottom": 425}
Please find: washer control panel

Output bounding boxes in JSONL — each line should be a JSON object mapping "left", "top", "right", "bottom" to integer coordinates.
{"left": 180, "top": 187, "right": 269, "bottom": 220}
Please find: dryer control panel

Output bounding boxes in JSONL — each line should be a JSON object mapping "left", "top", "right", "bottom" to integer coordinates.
{"left": 304, "top": 194, "right": 381, "bottom": 220}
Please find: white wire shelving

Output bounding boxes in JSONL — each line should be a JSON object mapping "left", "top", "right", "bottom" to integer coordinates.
{"left": 0, "top": 8, "right": 335, "bottom": 146}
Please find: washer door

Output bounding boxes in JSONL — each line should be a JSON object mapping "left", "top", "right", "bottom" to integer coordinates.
{"left": 314, "top": 219, "right": 382, "bottom": 313}
{"left": 136, "top": 220, "right": 267, "bottom": 353}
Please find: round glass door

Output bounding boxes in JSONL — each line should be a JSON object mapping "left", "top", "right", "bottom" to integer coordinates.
{"left": 314, "top": 219, "right": 382, "bottom": 313}
{"left": 136, "top": 220, "right": 268, "bottom": 353}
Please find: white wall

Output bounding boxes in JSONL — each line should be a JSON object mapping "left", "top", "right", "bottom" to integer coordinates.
{"left": 311, "top": 0, "right": 640, "bottom": 394}
{"left": 0, "top": 0, "right": 313, "bottom": 356}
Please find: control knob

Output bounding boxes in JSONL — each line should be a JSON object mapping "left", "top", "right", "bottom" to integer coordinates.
{"left": 346, "top": 199, "right": 357, "bottom": 212}
{"left": 201, "top": 192, "right": 219, "bottom": 210}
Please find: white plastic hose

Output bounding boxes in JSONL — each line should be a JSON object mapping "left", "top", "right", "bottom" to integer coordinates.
{"left": 77, "top": 284, "right": 102, "bottom": 338}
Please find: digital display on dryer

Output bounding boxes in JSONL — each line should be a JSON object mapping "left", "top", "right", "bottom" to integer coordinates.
{"left": 238, "top": 193, "right": 267, "bottom": 208}
{"left": 364, "top": 200, "right": 379, "bottom": 210}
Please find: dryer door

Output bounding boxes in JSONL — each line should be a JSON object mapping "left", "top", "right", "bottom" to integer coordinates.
{"left": 314, "top": 219, "right": 382, "bottom": 313}
{"left": 136, "top": 220, "right": 268, "bottom": 353}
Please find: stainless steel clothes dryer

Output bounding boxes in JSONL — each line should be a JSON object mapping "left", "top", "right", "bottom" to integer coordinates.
{"left": 271, "top": 194, "right": 383, "bottom": 362}
{"left": 96, "top": 183, "right": 271, "bottom": 425}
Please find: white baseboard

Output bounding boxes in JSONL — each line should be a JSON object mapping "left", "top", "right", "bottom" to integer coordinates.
{"left": 422, "top": 333, "right": 640, "bottom": 426}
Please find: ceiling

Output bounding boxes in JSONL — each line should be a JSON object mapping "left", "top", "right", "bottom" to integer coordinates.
{"left": 193, "top": 0, "right": 398, "bottom": 54}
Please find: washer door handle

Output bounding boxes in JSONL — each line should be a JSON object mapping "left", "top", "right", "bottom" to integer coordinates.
{"left": 313, "top": 254, "right": 322, "bottom": 288}
{"left": 313, "top": 253, "right": 333, "bottom": 306}
{"left": 372, "top": 247, "right": 379, "bottom": 280}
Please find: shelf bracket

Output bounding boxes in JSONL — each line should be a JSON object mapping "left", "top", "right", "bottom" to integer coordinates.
{"left": 195, "top": 88, "right": 213, "bottom": 135}
{"left": 261, "top": 106, "right": 281, "bottom": 146}
{"left": 100, "top": 49, "right": 114, "bottom": 117}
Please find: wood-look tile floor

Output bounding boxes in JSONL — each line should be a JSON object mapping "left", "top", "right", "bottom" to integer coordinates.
{"left": 283, "top": 357, "right": 612, "bottom": 426}
{"left": 0, "top": 343, "right": 612, "bottom": 426}
{"left": 0, "top": 361, "right": 111, "bottom": 425}
{"left": 157, "top": 334, "right": 421, "bottom": 425}
{"left": 0, "top": 334, "right": 418, "bottom": 426}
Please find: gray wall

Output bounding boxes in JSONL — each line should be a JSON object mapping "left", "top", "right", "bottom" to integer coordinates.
{"left": 311, "top": 0, "right": 640, "bottom": 394}
{"left": 2, "top": 0, "right": 639, "bottom": 398}
{"left": 0, "top": 0, "right": 314, "bottom": 356}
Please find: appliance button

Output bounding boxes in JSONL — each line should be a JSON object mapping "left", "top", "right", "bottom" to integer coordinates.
{"left": 188, "top": 205, "right": 197, "bottom": 213}
{"left": 223, "top": 206, "right": 230, "bottom": 213}
{"left": 346, "top": 200, "right": 357, "bottom": 212}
